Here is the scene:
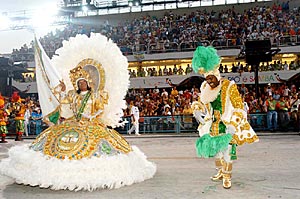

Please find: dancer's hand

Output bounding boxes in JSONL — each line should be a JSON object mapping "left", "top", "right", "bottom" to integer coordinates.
{"left": 59, "top": 80, "right": 66, "bottom": 92}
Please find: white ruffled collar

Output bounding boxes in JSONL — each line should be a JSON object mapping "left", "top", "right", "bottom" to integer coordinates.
{"left": 200, "top": 80, "right": 222, "bottom": 104}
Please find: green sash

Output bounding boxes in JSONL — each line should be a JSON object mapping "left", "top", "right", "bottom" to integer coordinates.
{"left": 76, "top": 91, "right": 92, "bottom": 121}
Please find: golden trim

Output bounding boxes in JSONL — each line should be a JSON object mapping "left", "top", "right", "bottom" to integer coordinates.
{"left": 221, "top": 79, "right": 230, "bottom": 116}
{"left": 229, "top": 83, "right": 244, "bottom": 109}
{"left": 69, "top": 58, "right": 106, "bottom": 92}
{"left": 240, "top": 123, "right": 251, "bottom": 131}
{"left": 215, "top": 158, "right": 224, "bottom": 167}
{"left": 222, "top": 161, "right": 232, "bottom": 173}
{"left": 232, "top": 134, "right": 259, "bottom": 146}
{"left": 210, "top": 110, "right": 221, "bottom": 136}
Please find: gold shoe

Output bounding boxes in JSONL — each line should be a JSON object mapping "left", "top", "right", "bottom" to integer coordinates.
{"left": 222, "top": 162, "right": 232, "bottom": 189}
{"left": 211, "top": 168, "right": 223, "bottom": 181}
{"left": 211, "top": 158, "right": 224, "bottom": 181}
{"left": 222, "top": 173, "right": 232, "bottom": 189}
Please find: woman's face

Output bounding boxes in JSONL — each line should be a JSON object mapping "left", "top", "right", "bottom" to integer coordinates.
{"left": 78, "top": 79, "right": 88, "bottom": 91}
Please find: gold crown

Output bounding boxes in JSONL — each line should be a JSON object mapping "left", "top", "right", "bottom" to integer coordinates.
{"left": 70, "top": 58, "right": 106, "bottom": 92}
{"left": 69, "top": 65, "right": 91, "bottom": 90}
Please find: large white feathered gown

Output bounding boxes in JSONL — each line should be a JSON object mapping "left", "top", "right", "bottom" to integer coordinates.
{"left": 0, "top": 33, "right": 156, "bottom": 191}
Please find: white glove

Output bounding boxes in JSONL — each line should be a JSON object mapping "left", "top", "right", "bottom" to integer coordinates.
{"left": 90, "top": 110, "right": 103, "bottom": 120}
{"left": 193, "top": 110, "right": 206, "bottom": 125}
{"left": 226, "top": 124, "right": 236, "bottom": 135}
{"left": 81, "top": 113, "right": 91, "bottom": 119}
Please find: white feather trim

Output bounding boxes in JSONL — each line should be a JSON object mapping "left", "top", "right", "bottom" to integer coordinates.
{"left": 198, "top": 119, "right": 212, "bottom": 137}
{"left": 51, "top": 33, "right": 129, "bottom": 127}
{"left": 0, "top": 144, "right": 156, "bottom": 191}
{"left": 200, "top": 81, "right": 221, "bottom": 104}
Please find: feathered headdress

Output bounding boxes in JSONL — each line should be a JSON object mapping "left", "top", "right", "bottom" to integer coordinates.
{"left": 50, "top": 33, "right": 129, "bottom": 127}
{"left": 11, "top": 91, "right": 22, "bottom": 103}
{"left": 192, "top": 46, "right": 221, "bottom": 80}
{"left": 0, "top": 98, "right": 4, "bottom": 109}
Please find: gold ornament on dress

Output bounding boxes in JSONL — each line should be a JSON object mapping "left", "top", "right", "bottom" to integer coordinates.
{"left": 210, "top": 110, "right": 221, "bottom": 136}
{"left": 40, "top": 121, "right": 131, "bottom": 160}
{"left": 221, "top": 79, "right": 230, "bottom": 114}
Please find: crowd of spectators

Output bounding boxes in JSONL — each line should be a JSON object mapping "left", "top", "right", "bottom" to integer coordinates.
{"left": 129, "top": 64, "right": 193, "bottom": 77}
{"left": 2, "top": 80, "right": 299, "bottom": 134}
{"left": 42, "top": 2, "right": 300, "bottom": 56}
{"left": 11, "top": 43, "right": 34, "bottom": 62}
{"left": 21, "top": 74, "right": 34, "bottom": 82}
{"left": 128, "top": 60, "right": 300, "bottom": 78}
{"left": 122, "top": 82, "right": 300, "bottom": 132}
{"left": 10, "top": 1, "right": 300, "bottom": 61}
{"left": 219, "top": 60, "right": 300, "bottom": 73}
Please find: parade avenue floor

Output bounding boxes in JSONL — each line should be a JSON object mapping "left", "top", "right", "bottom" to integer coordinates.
{"left": 0, "top": 133, "right": 300, "bottom": 199}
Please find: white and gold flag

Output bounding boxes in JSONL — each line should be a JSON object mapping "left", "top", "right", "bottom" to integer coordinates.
{"left": 34, "top": 36, "right": 61, "bottom": 123}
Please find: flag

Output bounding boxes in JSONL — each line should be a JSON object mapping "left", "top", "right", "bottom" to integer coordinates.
{"left": 34, "top": 36, "right": 62, "bottom": 123}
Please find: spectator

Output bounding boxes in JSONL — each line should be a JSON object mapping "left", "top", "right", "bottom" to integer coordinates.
{"left": 31, "top": 108, "right": 43, "bottom": 135}
{"left": 277, "top": 96, "right": 290, "bottom": 130}
{"left": 290, "top": 94, "right": 300, "bottom": 131}
{"left": 178, "top": 66, "right": 184, "bottom": 75}
{"left": 127, "top": 101, "right": 141, "bottom": 136}
{"left": 182, "top": 104, "right": 193, "bottom": 129}
{"left": 170, "top": 86, "right": 179, "bottom": 98}
{"left": 153, "top": 86, "right": 160, "bottom": 95}
{"left": 185, "top": 64, "right": 192, "bottom": 75}
{"left": 24, "top": 105, "right": 32, "bottom": 136}
{"left": 265, "top": 94, "right": 278, "bottom": 131}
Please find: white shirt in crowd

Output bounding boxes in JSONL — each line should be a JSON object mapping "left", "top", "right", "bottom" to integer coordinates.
{"left": 291, "top": 99, "right": 300, "bottom": 112}
{"left": 153, "top": 87, "right": 160, "bottom": 94}
{"left": 24, "top": 109, "right": 31, "bottom": 123}
{"left": 283, "top": 88, "right": 290, "bottom": 97}
{"left": 266, "top": 87, "right": 272, "bottom": 96}
{"left": 161, "top": 89, "right": 168, "bottom": 97}
{"left": 244, "top": 101, "right": 249, "bottom": 114}
{"left": 130, "top": 105, "right": 140, "bottom": 121}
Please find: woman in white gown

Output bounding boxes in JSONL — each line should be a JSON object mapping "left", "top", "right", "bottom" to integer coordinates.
{"left": 0, "top": 33, "right": 156, "bottom": 191}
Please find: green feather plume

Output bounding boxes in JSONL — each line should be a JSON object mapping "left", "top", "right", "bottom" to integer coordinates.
{"left": 192, "top": 46, "right": 220, "bottom": 73}
{"left": 195, "top": 133, "right": 232, "bottom": 158}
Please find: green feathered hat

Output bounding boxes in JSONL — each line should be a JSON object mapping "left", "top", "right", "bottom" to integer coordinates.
{"left": 192, "top": 46, "right": 221, "bottom": 75}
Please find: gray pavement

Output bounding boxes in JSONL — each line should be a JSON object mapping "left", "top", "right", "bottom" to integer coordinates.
{"left": 0, "top": 133, "right": 300, "bottom": 199}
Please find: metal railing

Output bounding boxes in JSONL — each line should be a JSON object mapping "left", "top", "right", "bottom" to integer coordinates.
{"left": 6, "top": 113, "right": 296, "bottom": 136}
{"left": 115, "top": 114, "right": 270, "bottom": 134}
{"left": 114, "top": 115, "right": 199, "bottom": 134}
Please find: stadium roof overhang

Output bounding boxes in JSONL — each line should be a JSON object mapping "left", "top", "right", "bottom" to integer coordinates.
{"left": 58, "top": 0, "right": 200, "bottom": 14}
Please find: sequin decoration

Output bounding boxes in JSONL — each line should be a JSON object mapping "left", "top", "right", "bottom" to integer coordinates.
{"left": 31, "top": 120, "right": 131, "bottom": 160}
{"left": 229, "top": 83, "right": 244, "bottom": 109}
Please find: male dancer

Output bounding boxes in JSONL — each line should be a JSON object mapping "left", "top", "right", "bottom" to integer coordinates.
{"left": 191, "top": 46, "right": 259, "bottom": 189}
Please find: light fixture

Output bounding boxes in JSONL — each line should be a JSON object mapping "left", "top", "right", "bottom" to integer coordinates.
{"left": 82, "top": 6, "right": 89, "bottom": 12}
{"left": 128, "top": 0, "right": 133, "bottom": 7}
{"left": 134, "top": 0, "right": 140, "bottom": 6}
